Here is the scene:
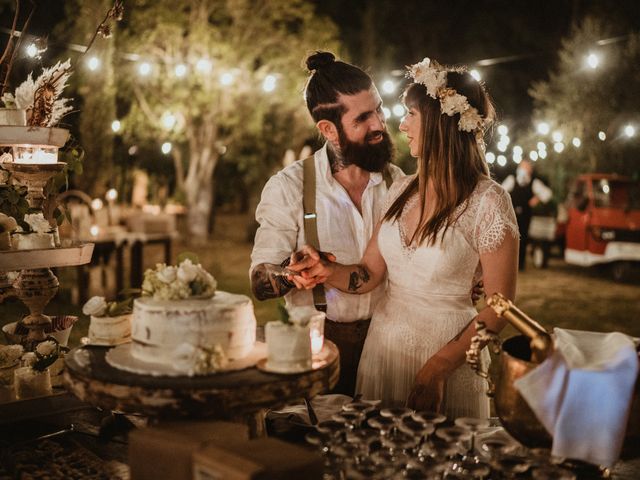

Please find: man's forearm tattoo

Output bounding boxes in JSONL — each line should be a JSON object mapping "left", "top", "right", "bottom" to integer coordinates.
{"left": 348, "top": 266, "right": 370, "bottom": 292}
{"left": 251, "top": 263, "right": 294, "bottom": 301}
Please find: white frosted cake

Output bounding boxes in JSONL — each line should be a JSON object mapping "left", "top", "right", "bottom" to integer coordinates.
{"left": 88, "top": 314, "right": 131, "bottom": 345}
{"left": 131, "top": 291, "right": 256, "bottom": 373}
{"left": 265, "top": 321, "right": 312, "bottom": 373}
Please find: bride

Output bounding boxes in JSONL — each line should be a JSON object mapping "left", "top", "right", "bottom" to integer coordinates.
{"left": 291, "top": 58, "right": 519, "bottom": 418}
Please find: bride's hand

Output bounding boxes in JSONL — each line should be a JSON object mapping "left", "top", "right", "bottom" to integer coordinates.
{"left": 288, "top": 246, "right": 336, "bottom": 289}
{"left": 406, "top": 355, "right": 455, "bottom": 412}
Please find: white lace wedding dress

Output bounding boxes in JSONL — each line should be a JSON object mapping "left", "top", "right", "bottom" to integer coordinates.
{"left": 356, "top": 175, "right": 519, "bottom": 418}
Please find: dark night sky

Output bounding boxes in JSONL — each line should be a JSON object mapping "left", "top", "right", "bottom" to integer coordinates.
{"left": 312, "top": 0, "right": 640, "bottom": 129}
{"left": 3, "top": 0, "right": 640, "bottom": 136}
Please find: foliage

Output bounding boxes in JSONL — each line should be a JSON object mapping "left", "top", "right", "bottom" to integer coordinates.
{"left": 43, "top": 144, "right": 85, "bottom": 227}
{"left": 529, "top": 16, "right": 640, "bottom": 195}
{"left": 115, "top": 0, "right": 340, "bottom": 237}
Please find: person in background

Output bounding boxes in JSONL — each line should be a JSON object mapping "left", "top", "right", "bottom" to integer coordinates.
{"left": 502, "top": 159, "right": 552, "bottom": 270}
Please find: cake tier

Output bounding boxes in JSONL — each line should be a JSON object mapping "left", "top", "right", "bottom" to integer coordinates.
{"left": 265, "top": 322, "right": 312, "bottom": 373}
{"left": 131, "top": 291, "right": 256, "bottom": 369}
{"left": 88, "top": 314, "right": 131, "bottom": 345}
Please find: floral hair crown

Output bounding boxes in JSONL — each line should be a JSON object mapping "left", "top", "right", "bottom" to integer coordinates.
{"left": 407, "top": 57, "right": 488, "bottom": 134}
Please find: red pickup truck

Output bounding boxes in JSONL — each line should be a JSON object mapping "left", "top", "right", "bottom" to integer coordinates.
{"left": 529, "top": 174, "right": 640, "bottom": 281}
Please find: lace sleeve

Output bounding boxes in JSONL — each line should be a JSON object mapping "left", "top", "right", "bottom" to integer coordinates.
{"left": 474, "top": 183, "right": 519, "bottom": 254}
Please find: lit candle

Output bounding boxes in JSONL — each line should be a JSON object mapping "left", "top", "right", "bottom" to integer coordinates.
{"left": 310, "top": 329, "right": 324, "bottom": 355}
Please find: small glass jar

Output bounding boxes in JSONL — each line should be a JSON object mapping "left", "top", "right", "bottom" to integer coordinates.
{"left": 14, "top": 366, "right": 52, "bottom": 399}
{"left": 12, "top": 145, "right": 59, "bottom": 164}
{"left": 0, "top": 361, "right": 19, "bottom": 402}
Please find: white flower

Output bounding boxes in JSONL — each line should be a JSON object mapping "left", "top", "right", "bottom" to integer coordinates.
{"left": 0, "top": 213, "right": 18, "bottom": 233}
{"left": 0, "top": 344, "right": 24, "bottom": 367}
{"left": 23, "top": 212, "right": 51, "bottom": 234}
{"left": 0, "top": 152, "right": 13, "bottom": 164}
{"left": 156, "top": 265, "right": 177, "bottom": 284}
{"left": 177, "top": 259, "right": 199, "bottom": 283}
{"left": 82, "top": 296, "right": 108, "bottom": 316}
{"left": 440, "top": 91, "right": 469, "bottom": 117}
{"left": 410, "top": 58, "right": 447, "bottom": 98}
{"left": 459, "top": 107, "right": 484, "bottom": 132}
{"left": 286, "top": 305, "right": 321, "bottom": 327}
{"left": 36, "top": 340, "right": 57, "bottom": 357}
{"left": 173, "top": 343, "right": 227, "bottom": 375}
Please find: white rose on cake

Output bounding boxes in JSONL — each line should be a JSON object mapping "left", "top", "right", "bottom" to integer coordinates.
{"left": 23, "top": 213, "right": 52, "bottom": 233}
{"left": 0, "top": 344, "right": 24, "bottom": 367}
{"left": 142, "top": 256, "right": 217, "bottom": 300}
{"left": 82, "top": 296, "right": 108, "bottom": 316}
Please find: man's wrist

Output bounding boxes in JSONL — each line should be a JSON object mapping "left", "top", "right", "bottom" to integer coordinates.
{"left": 279, "top": 256, "right": 295, "bottom": 288}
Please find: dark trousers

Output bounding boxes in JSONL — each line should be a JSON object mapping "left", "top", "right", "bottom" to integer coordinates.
{"left": 324, "top": 318, "right": 371, "bottom": 397}
{"left": 516, "top": 213, "right": 531, "bottom": 271}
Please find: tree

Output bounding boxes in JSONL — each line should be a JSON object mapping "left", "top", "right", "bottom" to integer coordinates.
{"left": 529, "top": 16, "right": 640, "bottom": 195}
{"left": 116, "top": 0, "right": 339, "bottom": 239}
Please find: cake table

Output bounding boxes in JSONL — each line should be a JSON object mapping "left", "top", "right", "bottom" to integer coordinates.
{"left": 63, "top": 341, "right": 339, "bottom": 437}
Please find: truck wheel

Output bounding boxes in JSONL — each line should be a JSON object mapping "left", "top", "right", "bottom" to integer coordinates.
{"left": 611, "top": 261, "right": 632, "bottom": 282}
{"left": 532, "top": 245, "right": 548, "bottom": 269}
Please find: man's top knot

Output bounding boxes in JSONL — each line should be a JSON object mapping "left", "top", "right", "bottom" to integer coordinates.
{"left": 306, "top": 51, "right": 335, "bottom": 72}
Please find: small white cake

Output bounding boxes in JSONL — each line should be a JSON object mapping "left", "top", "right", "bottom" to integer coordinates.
{"left": 11, "top": 232, "right": 55, "bottom": 250}
{"left": 131, "top": 291, "right": 256, "bottom": 374}
{"left": 88, "top": 314, "right": 132, "bottom": 345}
{"left": 265, "top": 321, "right": 312, "bottom": 373}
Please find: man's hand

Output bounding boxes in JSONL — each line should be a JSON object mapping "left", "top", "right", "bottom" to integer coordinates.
{"left": 529, "top": 196, "right": 540, "bottom": 208}
{"left": 287, "top": 246, "right": 336, "bottom": 290}
{"left": 406, "top": 356, "right": 455, "bottom": 412}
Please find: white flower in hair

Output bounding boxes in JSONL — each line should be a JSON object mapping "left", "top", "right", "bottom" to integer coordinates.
{"left": 440, "top": 90, "right": 469, "bottom": 117}
{"left": 410, "top": 58, "right": 447, "bottom": 98}
{"left": 459, "top": 107, "right": 484, "bottom": 132}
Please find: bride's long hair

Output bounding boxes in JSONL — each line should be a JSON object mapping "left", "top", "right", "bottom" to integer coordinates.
{"left": 383, "top": 70, "right": 495, "bottom": 246}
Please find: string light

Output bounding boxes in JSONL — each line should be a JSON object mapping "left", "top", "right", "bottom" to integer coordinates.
{"left": 572, "top": 137, "right": 581, "bottom": 147}
{"left": 598, "top": 131, "right": 607, "bottom": 141}
{"left": 382, "top": 80, "right": 396, "bottom": 94}
{"left": 497, "top": 143, "right": 507, "bottom": 153}
{"left": 262, "top": 75, "right": 277, "bottom": 92}
{"left": 536, "top": 141, "right": 547, "bottom": 151}
{"left": 586, "top": 53, "right": 600, "bottom": 69}
{"left": 497, "top": 125, "right": 508, "bottom": 136}
{"left": 91, "top": 198, "right": 104, "bottom": 210}
{"left": 161, "top": 112, "right": 177, "bottom": 130}
{"left": 87, "top": 56, "right": 100, "bottom": 71}
{"left": 554, "top": 142, "right": 565, "bottom": 153}
{"left": 161, "top": 142, "right": 172, "bottom": 154}
{"left": 513, "top": 154, "right": 522, "bottom": 164}
{"left": 111, "top": 120, "right": 121, "bottom": 133}
{"left": 497, "top": 155, "right": 507, "bottom": 167}
{"left": 392, "top": 104, "right": 405, "bottom": 118}
{"left": 196, "top": 58, "right": 213, "bottom": 74}
{"left": 25, "top": 43, "right": 38, "bottom": 58}
{"left": 529, "top": 151, "right": 538, "bottom": 161}
{"left": 513, "top": 145, "right": 523, "bottom": 156}
{"left": 138, "top": 62, "right": 152, "bottom": 76}
{"left": 538, "top": 149, "right": 547, "bottom": 159}
{"left": 220, "top": 72, "right": 234, "bottom": 85}
{"left": 624, "top": 125, "right": 636, "bottom": 137}
{"left": 106, "top": 189, "right": 118, "bottom": 201}
{"left": 382, "top": 107, "right": 391, "bottom": 119}
{"left": 486, "top": 152, "right": 495, "bottom": 164}
{"left": 174, "top": 64, "right": 187, "bottom": 78}
{"left": 470, "top": 69, "right": 481, "bottom": 81}
{"left": 537, "top": 122, "right": 550, "bottom": 135}
{"left": 551, "top": 131, "right": 563, "bottom": 142}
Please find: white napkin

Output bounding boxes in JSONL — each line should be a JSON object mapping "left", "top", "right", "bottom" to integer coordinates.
{"left": 514, "top": 328, "right": 639, "bottom": 467}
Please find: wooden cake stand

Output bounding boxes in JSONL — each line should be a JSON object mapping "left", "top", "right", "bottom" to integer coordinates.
{"left": 63, "top": 341, "right": 339, "bottom": 437}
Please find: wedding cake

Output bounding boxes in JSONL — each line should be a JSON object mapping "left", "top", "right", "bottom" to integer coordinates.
{"left": 131, "top": 292, "right": 256, "bottom": 371}
{"left": 128, "top": 258, "right": 256, "bottom": 375}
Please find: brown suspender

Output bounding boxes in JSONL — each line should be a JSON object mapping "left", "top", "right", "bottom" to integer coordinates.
{"left": 302, "top": 155, "right": 393, "bottom": 313}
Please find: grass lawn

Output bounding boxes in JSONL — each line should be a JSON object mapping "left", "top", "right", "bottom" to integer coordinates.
{"left": 2, "top": 213, "right": 639, "bottom": 348}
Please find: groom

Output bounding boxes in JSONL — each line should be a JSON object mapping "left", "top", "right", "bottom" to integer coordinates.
{"left": 250, "top": 51, "right": 404, "bottom": 396}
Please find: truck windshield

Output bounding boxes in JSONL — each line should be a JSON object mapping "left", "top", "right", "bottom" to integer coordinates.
{"left": 592, "top": 179, "right": 640, "bottom": 210}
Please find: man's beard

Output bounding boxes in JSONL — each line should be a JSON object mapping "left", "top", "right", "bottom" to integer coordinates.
{"left": 337, "top": 127, "right": 394, "bottom": 173}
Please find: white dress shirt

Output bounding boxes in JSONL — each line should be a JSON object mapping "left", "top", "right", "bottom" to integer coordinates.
{"left": 502, "top": 174, "right": 553, "bottom": 204}
{"left": 250, "top": 143, "right": 405, "bottom": 322}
